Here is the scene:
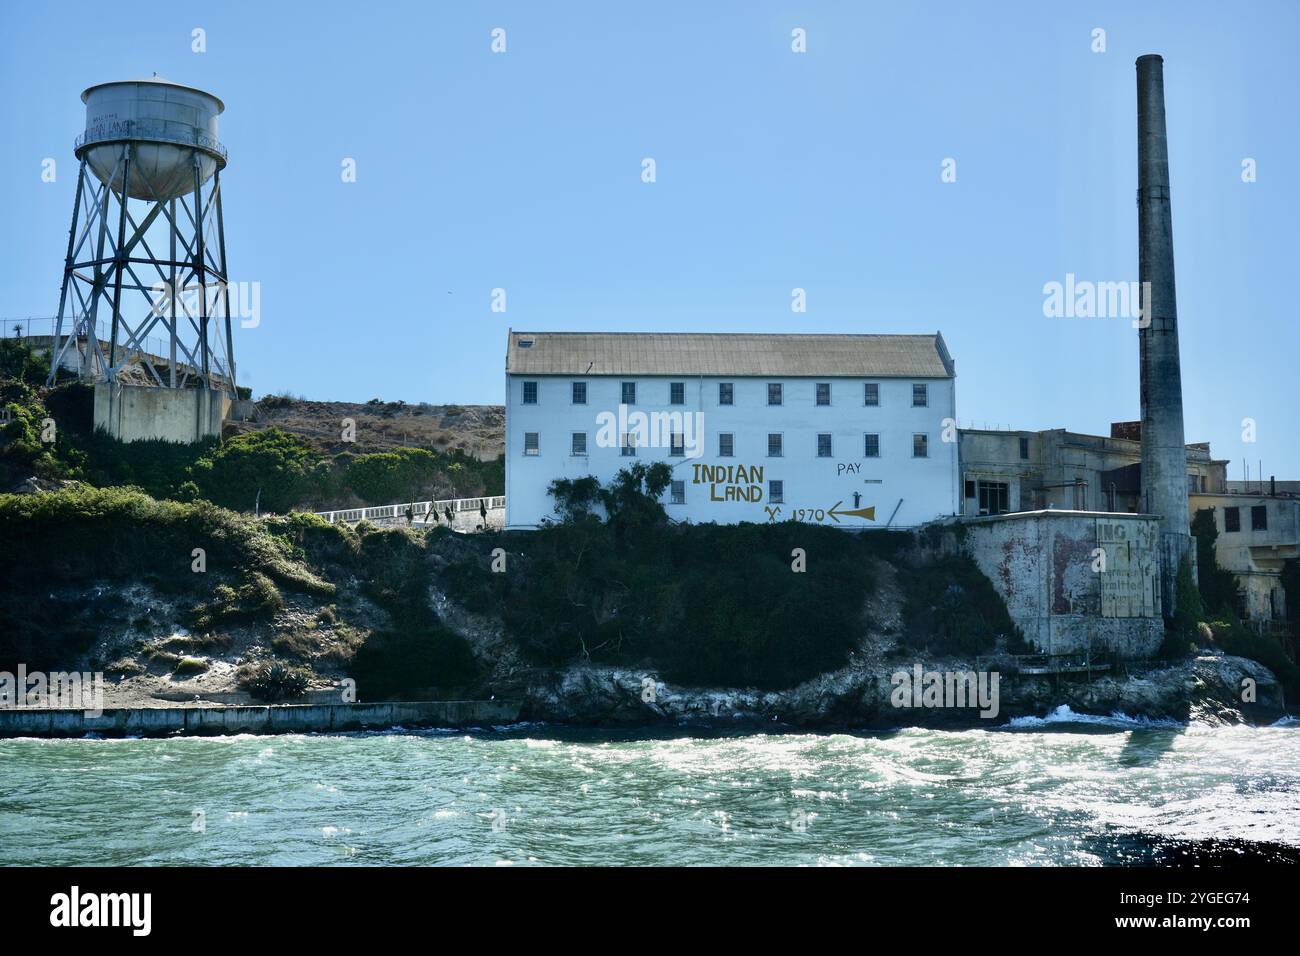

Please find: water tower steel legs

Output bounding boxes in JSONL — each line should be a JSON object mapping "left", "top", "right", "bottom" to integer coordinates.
{"left": 46, "top": 142, "right": 237, "bottom": 398}
{"left": 107, "top": 145, "right": 131, "bottom": 379}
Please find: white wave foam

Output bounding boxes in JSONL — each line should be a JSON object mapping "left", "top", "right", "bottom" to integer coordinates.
{"left": 1007, "top": 704, "right": 1184, "bottom": 729}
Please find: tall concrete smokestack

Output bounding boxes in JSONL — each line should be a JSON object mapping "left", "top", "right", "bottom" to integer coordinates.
{"left": 1136, "top": 54, "right": 1191, "bottom": 614}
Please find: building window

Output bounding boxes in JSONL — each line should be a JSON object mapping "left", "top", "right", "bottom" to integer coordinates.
{"left": 768, "top": 383, "right": 783, "bottom": 406}
{"left": 815, "top": 383, "right": 830, "bottom": 406}
{"left": 571, "top": 432, "right": 587, "bottom": 456}
{"left": 817, "top": 433, "right": 832, "bottom": 458}
{"left": 864, "top": 434, "right": 880, "bottom": 458}
{"left": 719, "top": 382, "right": 734, "bottom": 405}
{"left": 670, "top": 432, "right": 685, "bottom": 457}
{"left": 522, "top": 381, "right": 538, "bottom": 405}
{"left": 1252, "top": 505, "right": 1268, "bottom": 531}
{"left": 670, "top": 382, "right": 685, "bottom": 405}
{"left": 670, "top": 480, "right": 685, "bottom": 505}
{"left": 621, "top": 382, "right": 636, "bottom": 405}
{"left": 978, "top": 481, "right": 1010, "bottom": 516}
{"left": 964, "top": 479, "right": 976, "bottom": 499}
{"left": 913, "top": 433, "right": 929, "bottom": 458}
{"left": 1224, "top": 506, "right": 1240, "bottom": 532}
{"left": 768, "top": 433, "right": 783, "bottom": 457}
{"left": 572, "top": 382, "right": 587, "bottom": 405}
{"left": 621, "top": 433, "right": 637, "bottom": 457}
{"left": 719, "top": 433, "right": 734, "bottom": 457}
{"left": 912, "top": 383, "right": 928, "bottom": 407}
{"left": 769, "top": 480, "right": 784, "bottom": 504}
{"left": 1019, "top": 437, "right": 1029, "bottom": 460}
{"left": 864, "top": 382, "right": 879, "bottom": 406}
{"left": 524, "top": 432, "right": 539, "bottom": 456}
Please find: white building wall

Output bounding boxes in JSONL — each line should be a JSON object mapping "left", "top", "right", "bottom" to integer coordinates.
{"left": 505, "top": 374, "right": 959, "bottom": 529}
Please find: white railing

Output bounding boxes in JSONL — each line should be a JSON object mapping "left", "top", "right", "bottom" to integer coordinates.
{"left": 315, "top": 496, "right": 505, "bottom": 525}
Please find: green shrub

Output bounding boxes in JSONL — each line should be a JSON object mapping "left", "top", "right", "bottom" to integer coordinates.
{"left": 188, "top": 428, "right": 324, "bottom": 513}
{"left": 1192, "top": 508, "right": 1240, "bottom": 615}
{"left": 243, "top": 661, "right": 310, "bottom": 702}
{"left": 898, "top": 556, "right": 1021, "bottom": 656}
{"left": 174, "top": 656, "right": 209, "bottom": 676}
{"left": 1211, "top": 618, "right": 1300, "bottom": 700}
{"left": 0, "top": 338, "right": 51, "bottom": 387}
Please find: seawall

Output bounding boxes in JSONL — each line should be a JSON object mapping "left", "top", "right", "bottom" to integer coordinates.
{"left": 0, "top": 699, "right": 521, "bottom": 739}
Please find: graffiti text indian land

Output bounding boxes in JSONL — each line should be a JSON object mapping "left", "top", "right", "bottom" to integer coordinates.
{"left": 691, "top": 463, "right": 764, "bottom": 502}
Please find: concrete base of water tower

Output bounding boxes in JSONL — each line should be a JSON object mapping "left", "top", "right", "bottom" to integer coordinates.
{"left": 93, "top": 383, "right": 229, "bottom": 444}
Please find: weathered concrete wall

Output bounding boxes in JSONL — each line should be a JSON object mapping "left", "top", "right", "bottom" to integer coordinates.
{"left": 1190, "top": 493, "right": 1299, "bottom": 622}
{"left": 962, "top": 510, "right": 1165, "bottom": 658}
{"left": 0, "top": 699, "right": 520, "bottom": 738}
{"left": 94, "top": 383, "right": 229, "bottom": 443}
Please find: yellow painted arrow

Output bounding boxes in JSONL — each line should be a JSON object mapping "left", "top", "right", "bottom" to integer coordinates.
{"left": 827, "top": 501, "right": 876, "bottom": 522}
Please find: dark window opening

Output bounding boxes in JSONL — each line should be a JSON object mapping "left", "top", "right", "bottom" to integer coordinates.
{"left": 1252, "top": 505, "right": 1268, "bottom": 531}
{"left": 978, "top": 481, "right": 1010, "bottom": 515}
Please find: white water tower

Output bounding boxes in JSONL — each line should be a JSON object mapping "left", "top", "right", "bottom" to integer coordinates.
{"left": 48, "top": 75, "right": 238, "bottom": 441}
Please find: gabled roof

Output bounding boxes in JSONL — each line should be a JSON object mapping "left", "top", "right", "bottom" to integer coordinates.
{"left": 506, "top": 331, "right": 955, "bottom": 378}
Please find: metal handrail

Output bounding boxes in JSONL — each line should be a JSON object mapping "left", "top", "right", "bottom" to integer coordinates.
{"left": 316, "top": 496, "right": 506, "bottom": 526}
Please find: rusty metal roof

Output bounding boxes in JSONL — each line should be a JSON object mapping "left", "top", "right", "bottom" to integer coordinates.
{"left": 506, "top": 331, "right": 954, "bottom": 378}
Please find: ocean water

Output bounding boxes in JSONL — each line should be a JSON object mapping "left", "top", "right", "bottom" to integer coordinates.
{"left": 1, "top": 711, "right": 1297, "bottom": 866}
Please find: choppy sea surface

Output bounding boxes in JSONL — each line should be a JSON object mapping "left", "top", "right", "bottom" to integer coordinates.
{"left": 1, "top": 709, "right": 1297, "bottom": 866}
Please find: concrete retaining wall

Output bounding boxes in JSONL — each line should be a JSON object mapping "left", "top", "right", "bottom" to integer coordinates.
{"left": 94, "top": 382, "right": 229, "bottom": 443}
{"left": 962, "top": 510, "right": 1165, "bottom": 658}
{"left": 0, "top": 699, "right": 520, "bottom": 738}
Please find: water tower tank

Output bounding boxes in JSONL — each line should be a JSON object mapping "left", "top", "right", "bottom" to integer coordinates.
{"left": 76, "top": 76, "right": 226, "bottom": 203}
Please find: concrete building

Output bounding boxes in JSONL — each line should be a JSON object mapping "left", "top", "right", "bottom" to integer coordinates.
{"left": 963, "top": 510, "right": 1165, "bottom": 658}
{"left": 958, "top": 422, "right": 1227, "bottom": 517}
{"left": 1188, "top": 490, "right": 1299, "bottom": 624}
{"left": 504, "top": 331, "right": 960, "bottom": 529}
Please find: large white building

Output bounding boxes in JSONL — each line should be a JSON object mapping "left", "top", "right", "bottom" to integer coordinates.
{"left": 504, "top": 331, "right": 960, "bottom": 529}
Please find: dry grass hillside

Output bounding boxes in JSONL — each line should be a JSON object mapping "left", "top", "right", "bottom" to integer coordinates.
{"left": 227, "top": 396, "right": 505, "bottom": 460}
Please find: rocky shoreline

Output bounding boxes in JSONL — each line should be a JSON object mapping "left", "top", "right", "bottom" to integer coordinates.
{"left": 508, "top": 652, "right": 1288, "bottom": 729}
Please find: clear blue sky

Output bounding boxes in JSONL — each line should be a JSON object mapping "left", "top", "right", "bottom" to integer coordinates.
{"left": 1, "top": 0, "right": 1296, "bottom": 479}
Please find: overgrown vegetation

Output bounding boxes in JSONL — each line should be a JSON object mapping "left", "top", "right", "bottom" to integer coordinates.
{"left": 445, "top": 465, "right": 1018, "bottom": 689}
{"left": 1192, "top": 508, "right": 1240, "bottom": 615}
{"left": 1174, "top": 508, "right": 1300, "bottom": 697}
{"left": 0, "top": 486, "right": 332, "bottom": 671}
{"left": 897, "top": 556, "right": 1022, "bottom": 656}
{"left": 0, "top": 338, "right": 502, "bottom": 511}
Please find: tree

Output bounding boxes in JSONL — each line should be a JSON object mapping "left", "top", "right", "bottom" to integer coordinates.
{"left": 1191, "top": 508, "right": 1240, "bottom": 616}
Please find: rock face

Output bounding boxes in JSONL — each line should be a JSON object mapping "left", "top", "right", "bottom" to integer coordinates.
{"left": 512, "top": 653, "right": 1285, "bottom": 728}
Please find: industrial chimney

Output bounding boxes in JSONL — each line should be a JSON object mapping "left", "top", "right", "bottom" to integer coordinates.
{"left": 1136, "top": 54, "right": 1192, "bottom": 613}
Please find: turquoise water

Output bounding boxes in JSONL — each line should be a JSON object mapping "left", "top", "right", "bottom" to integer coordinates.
{"left": 1, "top": 713, "right": 1297, "bottom": 866}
